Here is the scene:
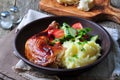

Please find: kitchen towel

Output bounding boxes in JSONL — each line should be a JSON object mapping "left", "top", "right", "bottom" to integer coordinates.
{"left": 12, "top": 9, "right": 120, "bottom": 80}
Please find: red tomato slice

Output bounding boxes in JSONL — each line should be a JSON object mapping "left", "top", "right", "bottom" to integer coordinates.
{"left": 53, "top": 29, "right": 64, "bottom": 39}
{"left": 48, "top": 29, "right": 58, "bottom": 36}
{"left": 72, "top": 22, "right": 83, "bottom": 30}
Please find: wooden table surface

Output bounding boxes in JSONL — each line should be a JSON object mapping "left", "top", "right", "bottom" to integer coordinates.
{"left": 0, "top": 0, "right": 120, "bottom": 80}
{"left": 0, "top": 0, "right": 120, "bottom": 39}
{"left": 0, "top": 0, "right": 40, "bottom": 39}
{"left": 0, "top": 0, "right": 40, "bottom": 80}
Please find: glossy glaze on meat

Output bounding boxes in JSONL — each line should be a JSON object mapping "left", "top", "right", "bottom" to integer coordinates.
{"left": 25, "top": 21, "right": 64, "bottom": 66}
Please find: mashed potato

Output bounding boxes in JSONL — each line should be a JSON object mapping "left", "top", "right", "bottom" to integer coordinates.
{"left": 61, "top": 39, "right": 101, "bottom": 69}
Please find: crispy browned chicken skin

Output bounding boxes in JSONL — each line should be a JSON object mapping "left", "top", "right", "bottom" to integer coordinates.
{"left": 25, "top": 21, "right": 64, "bottom": 66}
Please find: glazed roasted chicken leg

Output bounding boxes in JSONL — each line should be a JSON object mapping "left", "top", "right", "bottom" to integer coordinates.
{"left": 25, "top": 21, "right": 64, "bottom": 66}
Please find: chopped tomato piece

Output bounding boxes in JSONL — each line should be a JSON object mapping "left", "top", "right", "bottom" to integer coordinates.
{"left": 72, "top": 22, "right": 83, "bottom": 30}
{"left": 53, "top": 29, "right": 64, "bottom": 39}
{"left": 48, "top": 30, "right": 53, "bottom": 37}
{"left": 48, "top": 29, "right": 58, "bottom": 37}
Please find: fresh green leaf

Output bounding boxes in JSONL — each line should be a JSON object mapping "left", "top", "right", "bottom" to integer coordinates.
{"left": 90, "top": 35, "right": 98, "bottom": 42}
{"left": 81, "top": 48, "right": 86, "bottom": 51}
{"left": 63, "top": 22, "right": 71, "bottom": 28}
{"left": 68, "top": 28, "right": 77, "bottom": 37}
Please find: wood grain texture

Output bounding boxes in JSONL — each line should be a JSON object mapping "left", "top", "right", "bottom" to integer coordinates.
{"left": 0, "top": 29, "right": 26, "bottom": 80}
{"left": 0, "top": 0, "right": 40, "bottom": 39}
{"left": 39, "top": 0, "right": 120, "bottom": 24}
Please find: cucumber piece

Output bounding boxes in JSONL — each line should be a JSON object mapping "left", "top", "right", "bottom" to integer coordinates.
{"left": 90, "top": 35, "right": 98, "bottom": 42}
{"left": 63, "top": 22, "right": 71, "bottom": 28}
{"left": 61, "top": 23, "right": 77, "bottom": 38}
{"left": 68, "top": 28, "right": 77, "bottom": 37}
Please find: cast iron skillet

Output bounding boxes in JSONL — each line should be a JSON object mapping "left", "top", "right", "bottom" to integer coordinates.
{"left": 14, "top": 16, "right": 112, "bottom": 76}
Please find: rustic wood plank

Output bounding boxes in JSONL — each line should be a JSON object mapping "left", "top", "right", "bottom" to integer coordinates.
{"left": 39, "top": 0, "right": 120, "bottom": 24}
{"left": 0, "top": 29, "right": 26, "bottom": 80}
{"left": 0, "top": 0, "right": 40, "bottom": 39}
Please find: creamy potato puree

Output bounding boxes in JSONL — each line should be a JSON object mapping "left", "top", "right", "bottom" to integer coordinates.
{"left": 61, "top": 39, "right": 101, "bottom": 68}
